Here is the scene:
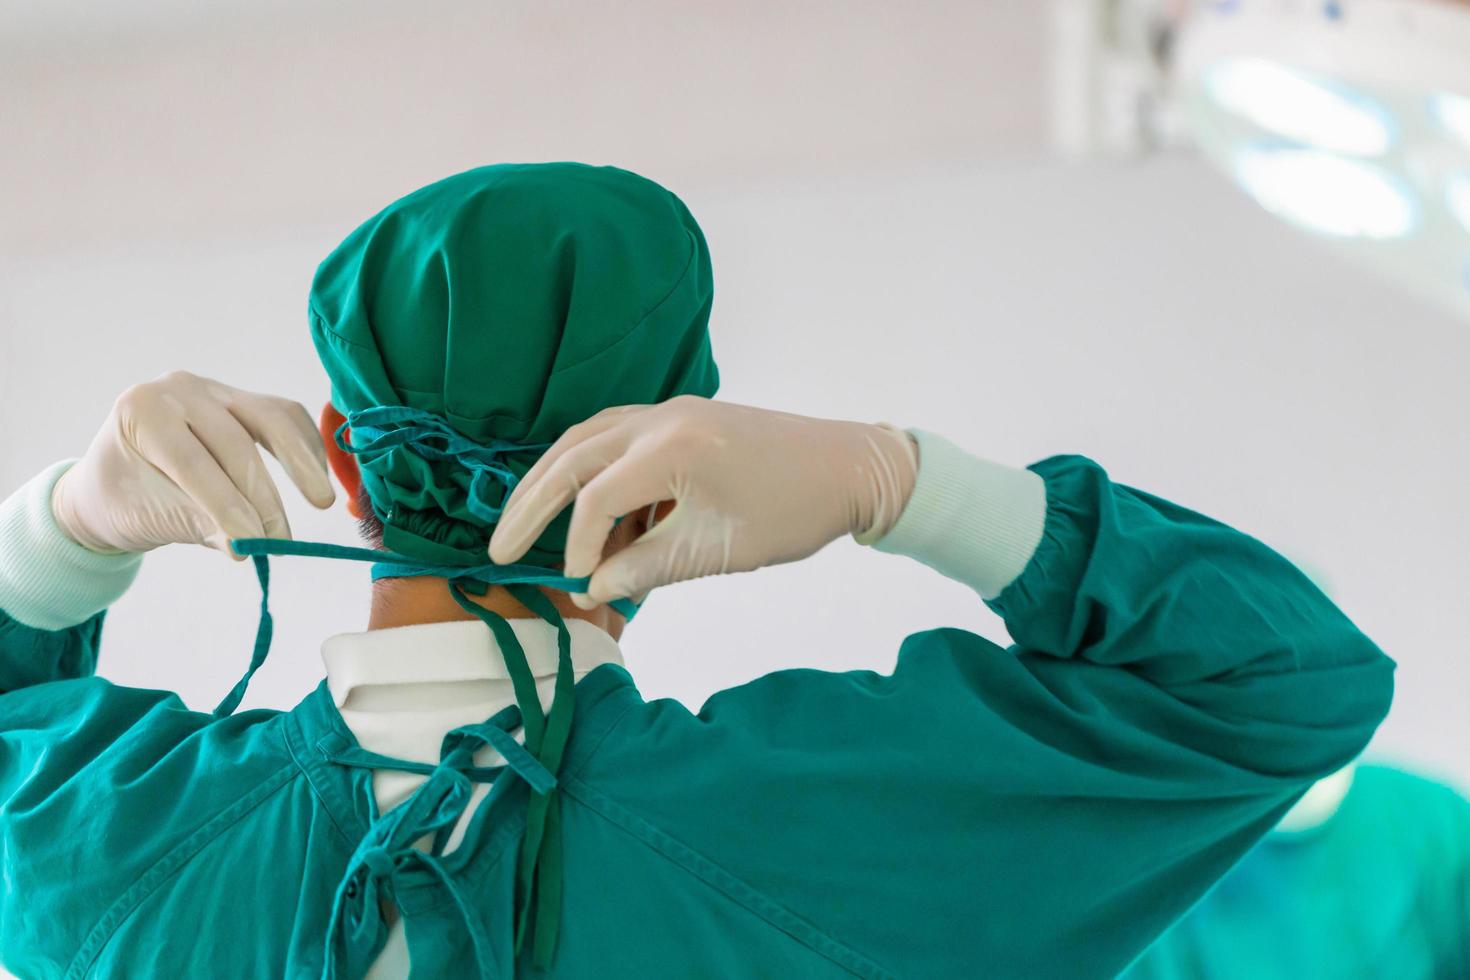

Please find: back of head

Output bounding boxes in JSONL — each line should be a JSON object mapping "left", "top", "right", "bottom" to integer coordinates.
{"left": 309, "top": 162, "right": 718, "bottom": 569}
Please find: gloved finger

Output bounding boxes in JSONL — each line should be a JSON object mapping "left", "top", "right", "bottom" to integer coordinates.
{"left": 561, "top": 451, "right": 676, "bottom": 579}
{"left": 500, "top": 404, "right": 647, "bottom": 518}
{"left": 137, "top": 422, "right": 267, "bottom": 558}
{"left": 230, "top": 395, "right": 336, "bottom": 509}
{"left": 581, "top": 520, "right": 710, "bottom": 604}
{"left": 112, "top": 455, "right": 224, "bottom": 551}
{"left": 489, "top": 426, "right": 631, "bottom": 565}
{"left": 188, "top": 404, "right": 292, "bottom": 540}
{"left": 165, "top": 483, "right": 235, "bottom": 551}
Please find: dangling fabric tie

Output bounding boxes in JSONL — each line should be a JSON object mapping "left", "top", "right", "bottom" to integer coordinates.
{"left": 212, "top": 553, "right": 273, "bottom": 718}
{"left": 319, "top": 704, "right": 550, "bottom": 979}
{"left": 226, "top": 537, "right": 637, "bottom": 617}
{"left": 217, "top": 405, "right": 640, "bottom": 972}
{"left": 223, "top": 537, "right": 634, "bottom": 972}
{"left": 214, "top": 538, "right": 634, "bottom": 720}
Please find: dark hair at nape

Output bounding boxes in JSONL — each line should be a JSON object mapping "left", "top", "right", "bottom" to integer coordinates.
{"left": 357, "top": 486, "right": 385, "bottom": 547}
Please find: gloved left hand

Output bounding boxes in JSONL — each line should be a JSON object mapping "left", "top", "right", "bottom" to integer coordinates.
{"left": 51, "top": 370, "right": 336, "bottom": 557}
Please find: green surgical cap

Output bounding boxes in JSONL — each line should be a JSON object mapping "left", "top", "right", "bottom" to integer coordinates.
{"left": 308, "top": 163, "right": 718, "bottom": 566}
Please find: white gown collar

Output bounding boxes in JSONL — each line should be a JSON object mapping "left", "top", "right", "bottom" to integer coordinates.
{"left": 321, "top": 617, "right": 624, "bottom": 710}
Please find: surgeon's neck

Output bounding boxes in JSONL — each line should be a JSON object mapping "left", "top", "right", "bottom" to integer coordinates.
{"left": 367, "top": 577, "right": 626, "bottom": 641}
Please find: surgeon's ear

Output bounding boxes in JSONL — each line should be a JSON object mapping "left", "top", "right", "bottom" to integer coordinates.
{"left": 626, "top": 500, "right": 676, "bottom": 538}
{"left": 319, "top": 403, "right": 367, "bottom": 520}
{"left": 602, "top": 500, "right": 676, "bottom": 559}
{"left": 647, "top": 499, "right": 677, "bottom": 531}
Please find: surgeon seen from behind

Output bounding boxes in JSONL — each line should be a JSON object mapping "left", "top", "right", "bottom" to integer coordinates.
{"left": 0, "top": 163, "right": 1394, "bottom": 978}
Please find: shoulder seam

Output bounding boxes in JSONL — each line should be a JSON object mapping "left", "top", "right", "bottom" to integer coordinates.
{"left": 64, "top": 761, "right": 299, "bottom": 979}
{"left": 283, "top": 729, "right": 361, "bottom": 850}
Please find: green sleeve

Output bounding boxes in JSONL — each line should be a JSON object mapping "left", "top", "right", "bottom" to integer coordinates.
{"left": 0, "top": 467, "right": 268, "bottom": 976}
{"left": 0, "top": 619, "right": 288, "bottom": 978}
{"left": 586, "top": 452, "right": 1395, "bottom": 979}
{"left": 0, "top": 666, "right": 234, "bottom": 977}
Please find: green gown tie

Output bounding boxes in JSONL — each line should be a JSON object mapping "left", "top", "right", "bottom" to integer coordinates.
{"left": 319, "top": 703, "right": 545, "bottom": 978}
{"left": 223, "top": 539, "right": 629, "bottom": 974}
{"left": 218, "top": 406, "right": 639, "bottom": 971}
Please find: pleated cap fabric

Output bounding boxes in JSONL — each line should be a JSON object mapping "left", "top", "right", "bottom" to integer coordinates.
{"left": 308, "top": 162, "right": 718, "bottom": 566}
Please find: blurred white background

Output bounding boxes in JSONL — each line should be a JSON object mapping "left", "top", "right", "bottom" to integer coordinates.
{"left": 1, "top": 0, "right": 1465, "bottom": 882}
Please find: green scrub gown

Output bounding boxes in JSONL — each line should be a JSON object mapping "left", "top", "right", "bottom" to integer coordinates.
{"left": 1121, "top": 765, "right": 1470, "bottom": 980}
{"left": 0, "top": 455, "right": 1393, "bottom": 978}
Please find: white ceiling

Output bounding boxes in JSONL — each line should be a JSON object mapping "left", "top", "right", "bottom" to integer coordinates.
{"left": 1, "top": 0, "right": 1049, "bottom": 255}
{"left": 1, "top": 0, "right": 379, "bottom": 48}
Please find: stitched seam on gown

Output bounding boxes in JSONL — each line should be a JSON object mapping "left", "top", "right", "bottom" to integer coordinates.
{"left": 283, "top": 727, "right": 361, "bottom": 850}
{"left": 561, "top": 697, "right": 641, "bottom": 783}
{"left": 560, "top": 775, "right": 897, "bottom": 980}
{"left": 64, "top": 762, "right": 298, "bottom": 980}
{"left": 409, "top": 684, "right": 643, "bottom": 911}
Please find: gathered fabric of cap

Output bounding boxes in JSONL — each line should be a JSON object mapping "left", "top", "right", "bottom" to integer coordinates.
{"left": 308, "top": 161, "right": 719, "bottom": 568}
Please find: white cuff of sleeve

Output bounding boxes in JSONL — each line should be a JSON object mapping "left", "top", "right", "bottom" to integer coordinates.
{"left": 864, "top": 430, "right": 1047, "bottom": 600}
{"left": 0, "top": 460, "right": 144, "bottom": 631}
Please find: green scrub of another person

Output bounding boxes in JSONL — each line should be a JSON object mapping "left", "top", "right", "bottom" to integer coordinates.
{"left": 1121, "top": 764, "right": 1470, "bottom": 980}
{"left": 0, "top": 162, "right": 1395, "bottom": 979}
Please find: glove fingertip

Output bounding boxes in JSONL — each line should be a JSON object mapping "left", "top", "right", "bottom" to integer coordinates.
{"left": 488, "top": 526, "right": 529, "bottom": 566}
{"left": 486, "top": 538, "right": 514, "bottom": 565}
{"left": 562, "top": 546, "right": 599, "bottom": 582}
{"left": 587, "top": 568, "right": 639, "bottom": 606}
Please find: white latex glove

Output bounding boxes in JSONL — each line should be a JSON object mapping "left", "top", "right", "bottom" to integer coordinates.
{"left": 51, "top": 370, "right": 336, "bottom": 557}
{"left": 487, "top": 396, "right": 918, "bottom": 607}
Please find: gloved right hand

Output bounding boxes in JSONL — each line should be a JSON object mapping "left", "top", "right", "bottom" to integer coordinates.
{"left": 488, "top": 396, "right": 919, "bottom": 607}
{"left": 51, "top": 371, "right": 336, "bottom": 557}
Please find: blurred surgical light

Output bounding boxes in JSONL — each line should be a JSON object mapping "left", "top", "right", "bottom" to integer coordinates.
{"left": 1431, "top": 92, "right": 1470, "bottom": 151}
{"left": 1448, "top": 176, "right": 1470, "bottom": 234}
{"left": 1060, "top": 0, "right": 1470, "bottom": 316}
{"left": 1206, "top": 59, "right": 1393, "bottom": 156}
{"left": 1235, "top": 148, "right": 1415, "bottom": 240}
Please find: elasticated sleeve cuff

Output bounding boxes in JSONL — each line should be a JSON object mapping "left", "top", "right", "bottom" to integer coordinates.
{"left": 0, "top": 461, "right": 143, "bottom": 631}
{"left": 865, "top": 430, "right": 1046, "bottom": 600}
